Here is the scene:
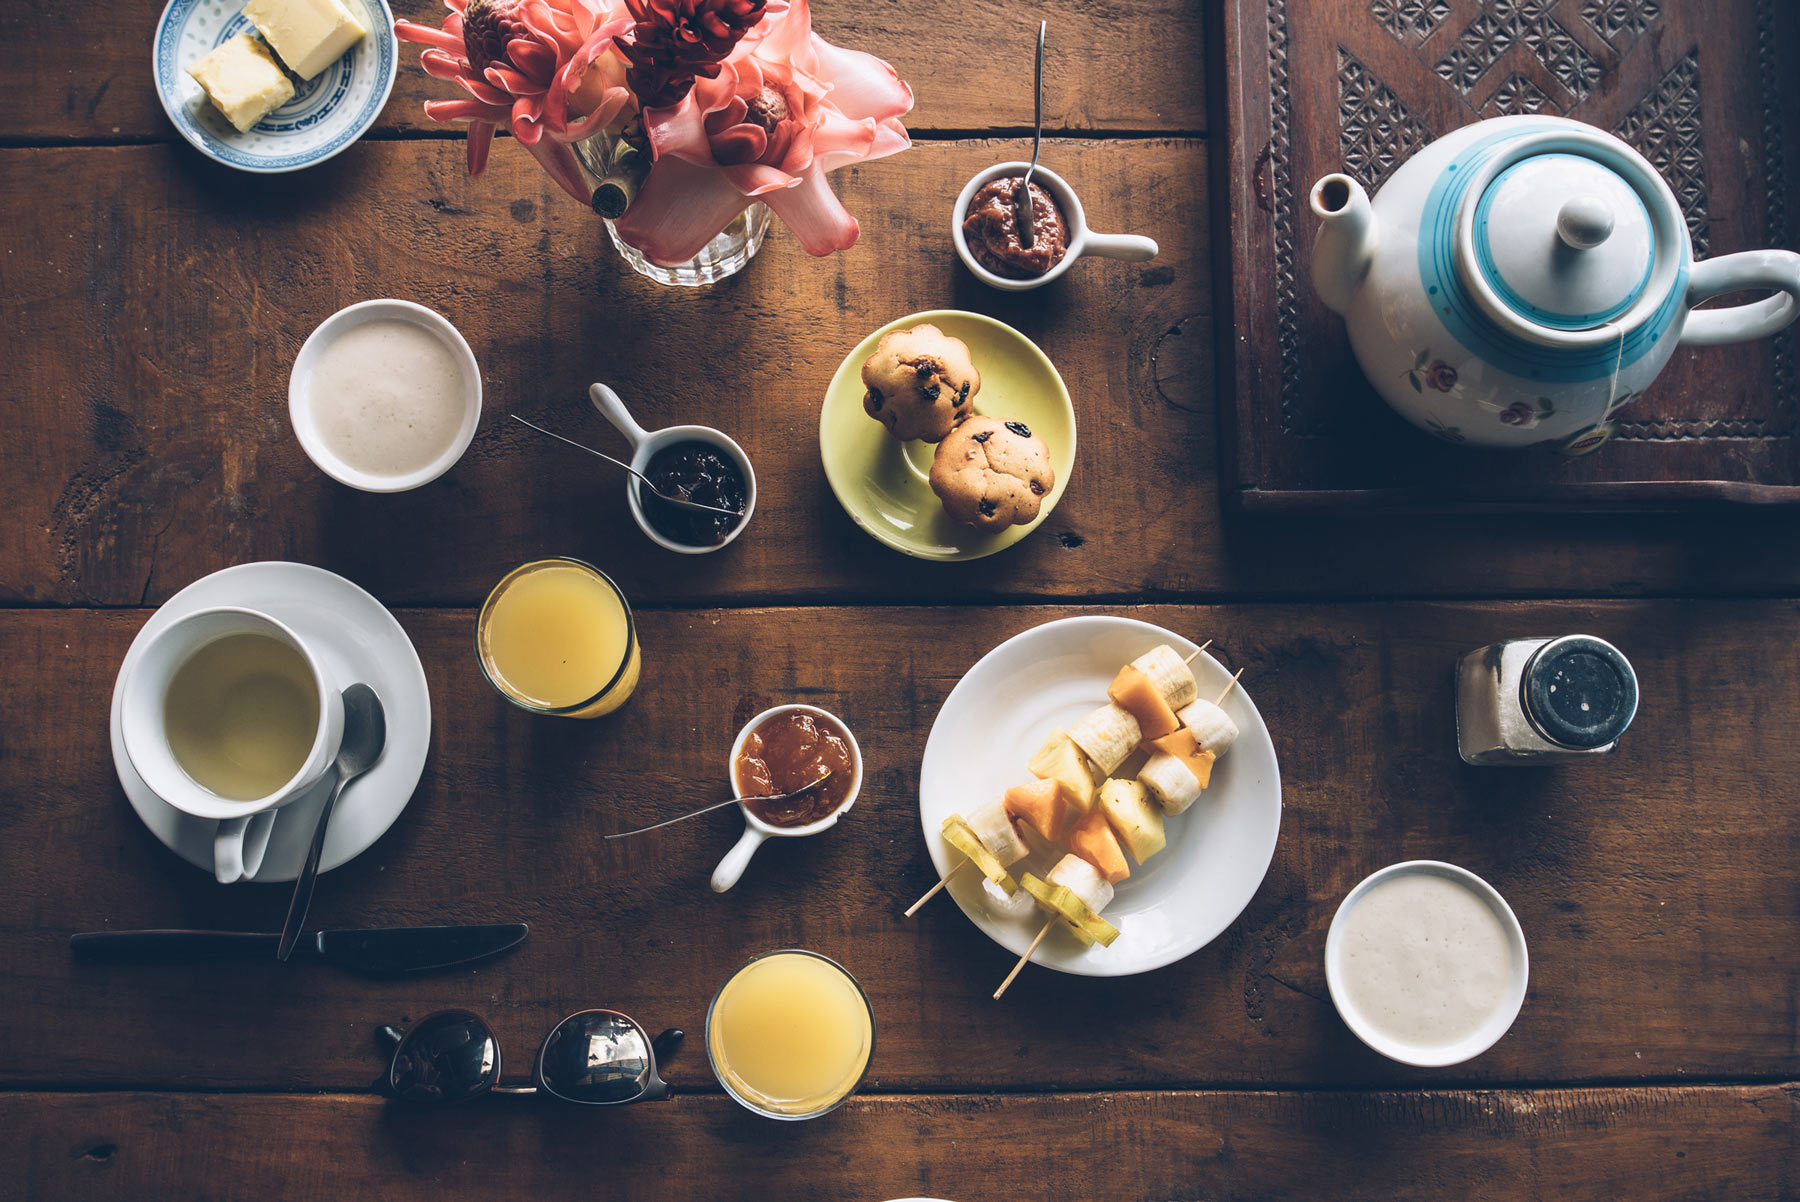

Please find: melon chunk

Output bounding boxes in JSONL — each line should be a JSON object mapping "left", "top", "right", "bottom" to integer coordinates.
{"left": 1106, "top": 665, "right": 1179, "bottom": 740}
{"left": 1098, "top": 777, "right": 1167, "bottom": 863}
{"left": 1147, "top": 726, "right": 1199, "bottom": 759}
{"left": 1184, "top": 749, "right": 1216, "bottom": 790}
{"left": 1066, "top": 808, "right": 1131, "bottom": 884}
{"left": 1004, "top": 778, "right": 1073, "bottom": 842}
{"left": 1026, "top": 728, "right": 1097, "bottom": 813}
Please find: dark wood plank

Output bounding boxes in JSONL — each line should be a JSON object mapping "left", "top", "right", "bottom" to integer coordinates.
{"left": 13, "top": 139, "right": 1800, "bottom": 607}
{"left": 5, "top": 600, "right": 1799, "bottom": 1091}
{"left": 0, "top": 0, "right": 1208, "bottom": 143}
{"left": 7, "top": 1086, "right": 1795, "bottom": 1202}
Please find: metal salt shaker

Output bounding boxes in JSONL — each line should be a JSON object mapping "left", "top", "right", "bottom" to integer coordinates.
{"left": 1456, "top": 635, "right": 1638, "bottom": 765}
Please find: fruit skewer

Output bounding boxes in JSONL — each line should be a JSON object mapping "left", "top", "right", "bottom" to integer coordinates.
{"left": 903, "top": 797, "right": 1031, "bottom": 916}
{"left": 993, "top": 854, "right": 1119, "bottom": 999}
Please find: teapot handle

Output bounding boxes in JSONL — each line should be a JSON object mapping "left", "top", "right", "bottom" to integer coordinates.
{"left": 1679, "top": 249, "right": 1800, "bottom": 347}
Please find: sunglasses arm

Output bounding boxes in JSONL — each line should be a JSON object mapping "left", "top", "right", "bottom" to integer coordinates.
{"left": 489, "top": 1085, "right": 540, "bottom": 1096}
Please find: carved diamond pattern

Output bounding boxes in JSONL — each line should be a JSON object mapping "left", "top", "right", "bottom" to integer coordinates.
{"left": 1338, "top": 49, "right": 1434, "bottom": 192}
{"left": 1615, "top": 52, "right": 1710, "bottom": 254}
{"left": 1433, "top": 0, "right": 1604, "bottom": 104}
{"left": 1481, "top": 72, "right": 1556, "bottom": 117}
{"left": 1369, "top": 0, "right": 1451, "bottom": 43}
{"left": 1581, "top": 0, "right": 1661, "bottom": 45}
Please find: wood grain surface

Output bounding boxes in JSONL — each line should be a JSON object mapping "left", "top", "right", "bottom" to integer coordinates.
{"left": 5, "top": 601, "right": 1797, "bottom": 1094}
{"left": 6, "top": 3, "right": 1797, "bottom": 1196}
{"left": 6, "top": 1086, "right": 1794, "bottom": 1202}
{"left": 0, "top": 0, "right": 1208, "bottom": 143}
{"left": 12, "top": 139, "right": 1800, "bottom": 608}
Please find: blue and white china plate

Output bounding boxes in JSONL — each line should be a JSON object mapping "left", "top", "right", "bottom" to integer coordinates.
{"left": 153, "top": 0, "right": 397, "bottom": 173}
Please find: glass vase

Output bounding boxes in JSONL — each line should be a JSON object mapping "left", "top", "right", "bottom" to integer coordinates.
{"left": 574, "top": 130, "right": 771, "bottom": 287}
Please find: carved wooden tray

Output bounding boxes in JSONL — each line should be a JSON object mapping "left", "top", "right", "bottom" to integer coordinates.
{"left": 1210, "top": 0, "right": 1800, "bottom": 510}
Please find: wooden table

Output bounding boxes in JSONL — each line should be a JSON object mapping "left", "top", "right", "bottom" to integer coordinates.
{"left": 3, "top": 3, "right": 1797, "bottom": 1199}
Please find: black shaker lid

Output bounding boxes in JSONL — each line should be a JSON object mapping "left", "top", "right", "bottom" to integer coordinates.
{"left": 1522, "top": 635, "right": 1638, "bottom": 749}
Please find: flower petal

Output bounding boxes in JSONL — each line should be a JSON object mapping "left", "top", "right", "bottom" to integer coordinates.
{"left": 723, "top": 161, "right": 798, "bottom": 195}
{"left": 616, "top": 154, "right": 755, "bottom": 265}
{"left": 520, "top": 134, "right": 593, "bottom": 204}
{"left": 808, "top": 37, "right": 913, "bottom": 121}
{"left": 817, "top": 113, "right": 907, "bottom": 173}
{"left": 395, "top": 19, "right": 466, "bottom": 54}
{"left": 758, "top": 162, "right": 859, "bottom": 256}
{"left": 467, "top": 120, "right": 495, "bottom": 175}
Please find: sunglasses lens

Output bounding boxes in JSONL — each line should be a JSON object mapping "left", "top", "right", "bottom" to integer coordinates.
{"left": 389, "top": 1011, "right": 500, "bottom": 1104}
{"left": 539, "top": 1011, "right": 653, "bottom": 1104}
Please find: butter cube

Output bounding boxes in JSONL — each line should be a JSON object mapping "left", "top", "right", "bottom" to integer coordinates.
{"left": 243, "top": 0, "right": 368, "bottom": 82}
{"left": 187, "top": 34, "right": 295, "bottom": 133}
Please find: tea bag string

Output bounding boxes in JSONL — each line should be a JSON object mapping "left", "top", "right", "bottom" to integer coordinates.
{"left": 1602, "top": 319, "right": 1626, "bottom": 416}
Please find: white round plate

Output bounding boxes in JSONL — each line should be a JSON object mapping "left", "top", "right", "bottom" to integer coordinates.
{"left": 110, "top": 561, "right": 430, "bottom": 880}
{"left": 918, "top": 616, "right": 1282, "bottom": 976}
{"left": 153, "top": 0, "right": 398, "bottom": 173}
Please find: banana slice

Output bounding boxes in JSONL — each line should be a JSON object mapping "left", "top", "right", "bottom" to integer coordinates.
{"left": 981, "top": 874, "right": 1039, "bottom": 920}
{"left": 1022, "top": 855, "right": 1120, "bottom": 947}
{"left": 1132, "top": 645, "right": 1200, "bottom": 709}
{"left": 941, "top": 815, "right": 1018, "bottom": 894}
{"left": 1138, "top": 753, "right": 1202, "bottom": 815}
{"left": 963, "top": 796, "right": 1029, "bottom": 866}
{"left": 1066, "top": 703, "right": 1141, "bottom": 775}
{"left": 1047, "top": 852, "right": 1115, "bottom": 913}
{"left": 1177, "top": 698, "right": 1239, "bottom": 757}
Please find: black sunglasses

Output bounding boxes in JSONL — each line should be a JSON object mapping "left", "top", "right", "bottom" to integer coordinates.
{"left": 374, "top": 1008, "right": 683, "bottom": 1105}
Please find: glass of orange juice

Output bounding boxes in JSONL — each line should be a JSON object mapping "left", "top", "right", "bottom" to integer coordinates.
{"left": 706, "top": 950, "right": 875, "bottom": 1120}
{"left": 476, "top": 558, "right": 641, "bottom": 718}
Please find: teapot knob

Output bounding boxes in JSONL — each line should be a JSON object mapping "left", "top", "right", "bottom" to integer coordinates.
{"left": 1556, "top": 195, "right": 1615, "bottom": 251}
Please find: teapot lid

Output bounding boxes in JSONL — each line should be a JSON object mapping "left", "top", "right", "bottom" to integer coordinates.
{"left": 1470, "top": 150, "right": 1660, "bottom": 331}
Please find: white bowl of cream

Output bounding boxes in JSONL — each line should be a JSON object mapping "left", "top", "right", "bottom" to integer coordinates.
{"left": 289, "top": 299, "right": 482, "bottom": 492}
{"left": 1325, "top": 860, "right": 1529, "bottom": 1067}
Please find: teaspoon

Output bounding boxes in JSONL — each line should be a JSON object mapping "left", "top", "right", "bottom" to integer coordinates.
{"left": 278, "top": 684, "right": 387, "bottom": 961}
{"left": 510, "top": 415, "right": 745, "bottom": 520}
{"left": 1017, "top": 20, "right": 1047, "bottom": 249}
{"left": 604, "top": 771, "right": 833, "bottom": 839}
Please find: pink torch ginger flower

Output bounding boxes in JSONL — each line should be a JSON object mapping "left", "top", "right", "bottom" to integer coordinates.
{"left": 617, "top": 0, "right": 912, "bottom": 264}
{"left": 396, "top": 0, "right": 637, "bottom": 203}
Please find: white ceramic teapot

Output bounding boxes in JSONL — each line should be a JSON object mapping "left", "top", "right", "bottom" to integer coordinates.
{"left": 1309, "top": 116, "right": 1800, "bottom": 450}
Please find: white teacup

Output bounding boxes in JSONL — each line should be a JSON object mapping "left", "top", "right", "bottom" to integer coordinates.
{"left": 119, "top": 607, "right": 345, "bottom": 883}
{"left": 711, "top": 705, "right": 863, "bottom": 893}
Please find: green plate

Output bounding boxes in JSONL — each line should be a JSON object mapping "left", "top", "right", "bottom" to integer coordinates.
{"left": 819, "top": 310, "right": 1076, "bottom": 561}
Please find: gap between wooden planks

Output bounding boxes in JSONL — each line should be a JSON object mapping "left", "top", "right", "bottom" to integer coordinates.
{"left": 4, "top": 1086, "right": 1794, "bottom": 1202}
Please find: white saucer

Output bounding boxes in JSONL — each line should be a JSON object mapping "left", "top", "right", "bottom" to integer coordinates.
{"left": 918, "top": 616, "right": 1282, "bottom": 976}
{"left": 110, "top": 561, "right": 430, "bottom": 881}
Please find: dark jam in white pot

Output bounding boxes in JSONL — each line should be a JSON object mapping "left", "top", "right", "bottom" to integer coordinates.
{"left": 640, "top": 441, "right": 748, "bottom": 547}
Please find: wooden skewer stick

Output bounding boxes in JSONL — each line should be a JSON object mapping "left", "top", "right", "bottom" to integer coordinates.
{"left": 903, "top": 860, "right": 972, "bottom": 918}
{"left": 1214, "top": 668, "right": 1244, "bottom": 706}
{"left": 993, "top": 918, "right": 1055, "bottom": 1000}
{"left": 1182, "top": 639, "right": 1214, "bottom": 666}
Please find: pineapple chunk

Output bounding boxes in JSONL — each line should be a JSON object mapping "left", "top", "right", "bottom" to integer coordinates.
{"left": 1098, "top": 778, "right": 1167, "bottom": 863}
{"left": 1004, "top": 778, "right": 1073, "bottom": 842}
{"left": 1067, "top": 808, "right": 1130, "bottom": 884}
{"left": 1026, "top": 728, "right": 1097, "bottom": 813}
{"left": 1107, "top": 664, "right": 1179, "bottom": 739}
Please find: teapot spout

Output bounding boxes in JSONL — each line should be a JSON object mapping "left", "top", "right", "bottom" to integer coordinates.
{"left": 1309, "top": 174, "right": 1377, "bottom": 316}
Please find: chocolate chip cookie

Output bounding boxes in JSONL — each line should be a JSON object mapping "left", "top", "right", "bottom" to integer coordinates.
{"left": 860, "top": 324, "right": 981, "bottom": 442}
{"left": 928, "top": 416, "right": 1055, "bottom": 531}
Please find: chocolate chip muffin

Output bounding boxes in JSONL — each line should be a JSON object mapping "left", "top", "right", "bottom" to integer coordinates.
{"left": 860, "top": 324, "right": 981, "bottom": 442}
{"left": 929, "top": 416, "right": 1055, "bottom": 531}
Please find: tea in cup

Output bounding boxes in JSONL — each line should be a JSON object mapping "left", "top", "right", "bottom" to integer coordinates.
{"left": 119, "top": 607, "right": 345, "bottom": 882}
